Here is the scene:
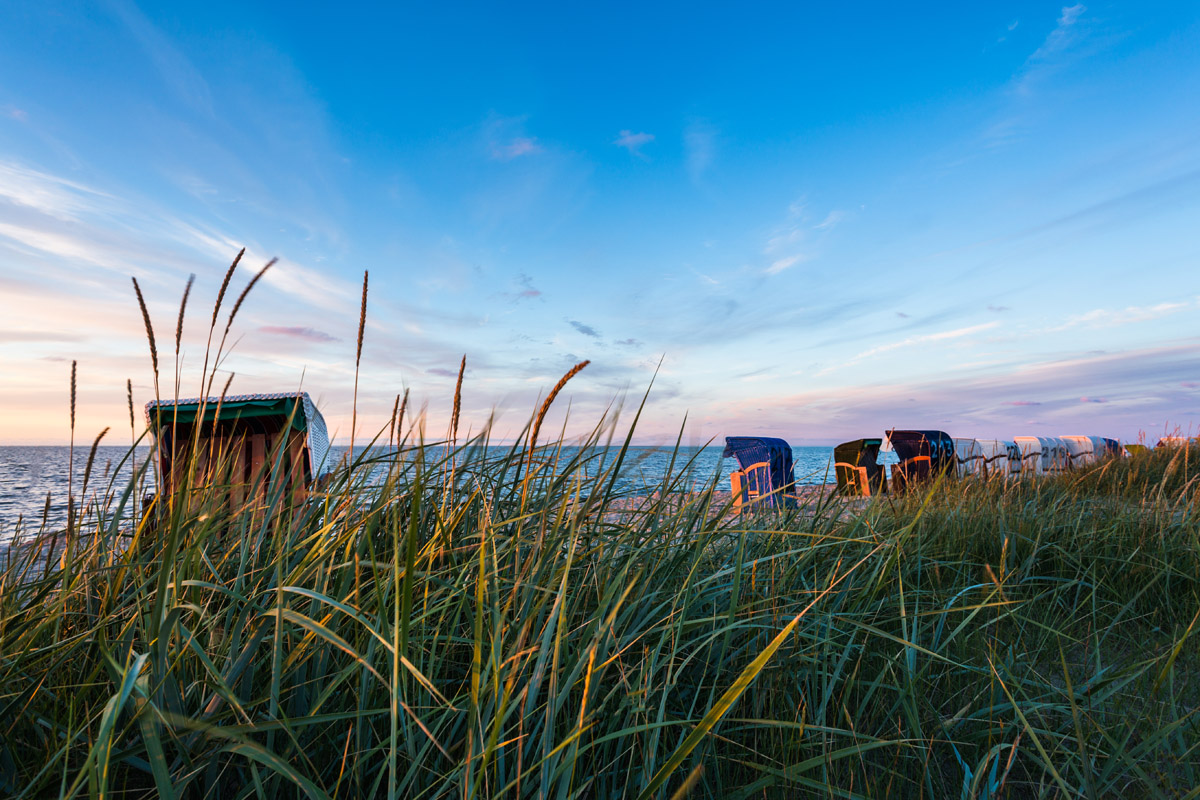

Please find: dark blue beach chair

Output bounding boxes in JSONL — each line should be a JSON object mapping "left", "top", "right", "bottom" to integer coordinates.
{"left": 723, "top": 436, "right": 797, "bottom": 509}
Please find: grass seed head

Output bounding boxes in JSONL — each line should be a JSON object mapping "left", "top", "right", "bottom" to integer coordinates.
{"left": 131, "top": 277, "right": 159, "bottom": 381}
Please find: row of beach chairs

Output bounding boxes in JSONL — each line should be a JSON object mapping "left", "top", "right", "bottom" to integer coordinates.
{"left": 833, "top": 431, "right": 1188, "bottom": 497}
{"left": 721, "top": 432, "right": 1193, "bottom": 508}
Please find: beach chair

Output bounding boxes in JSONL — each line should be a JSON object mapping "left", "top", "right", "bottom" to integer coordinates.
{"left": 975, "top": 439, "right": 1017, "bottom": 480}
{"left": 723, "top": 437, "right": 797, "bottom": 509}
{"left": 833, "top": 438, "right": 887, "bottom": 496}
{"left": 886, "top": 430, "right": 954, "bottom": 490}
{"left": 1061, "top": 436, "right": 1096, "bottom": 469}
{"left": 730, "top": 460, "right": 771, "bottom": 508}
{"left": 1012, "top": 437, "right": 1043, "bottom": 476}
{"left": 953, "top": 438, "right": 985, "bottom": 478}
{"left": 146, "top": 392, "right": 330, "bottom": 519}
{"left": 1038, "top": 437, "right": 1069, "bottom": 474}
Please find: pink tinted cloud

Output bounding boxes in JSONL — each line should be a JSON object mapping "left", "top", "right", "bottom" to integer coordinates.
{"left": 259, "top": 325, "right": 338, "bottom": 342}
{"left": 614, "top": 130, "right": 654, "bottom": 158}
{"left": 704, "top": 341, "right": 1200, "bottom": 443}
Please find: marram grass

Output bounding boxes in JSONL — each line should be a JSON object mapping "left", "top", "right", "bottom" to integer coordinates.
{"left": 2, "top": 428, "right": 1198, "bottom": 799}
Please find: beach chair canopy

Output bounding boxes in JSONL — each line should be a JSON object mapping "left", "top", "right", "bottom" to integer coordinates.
{"left": 1089, "top": 436, "right": 1122, "bottom": 458}
{"left": 1156, "top": 436, "right": 1196, "bottom": 448}
{"left": 147, "top": 392, "right": 330, "bottom": 479}
{"left": 887, "top": 430, "right": 956, "bottom": 475}
{"left": 722, "top": 436, "right": 796, "bottom": 508}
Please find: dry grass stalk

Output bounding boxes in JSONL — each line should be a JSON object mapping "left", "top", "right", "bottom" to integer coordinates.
{"left": 396, "top": 388, "right": 409, "bottom": 446}
{"left": 199, "top": 249, "right": 244, "bottom": 397}
{"left": 451, "top": 355, "right": 465, "bottom": 444}
{"left": 65, "top": 360, "right": 77, "bottom": 544}
{"left": 350, "top": 270, "right": 368, "bottom": 462}
{"left": 127, "top": 378, "right": 137, "bottom": 518}
{"left": 389, "top": 394, "right": 400, "bottom": 448}
{"left": 224, "top": 259, "right": 276, "bottom": 337}
{"left": 212, "top": 249, "right": 243, "bottom": 328}
{"left": 529, "top": 360, "right": 589, "bottom": 456}
{"left": 206, "top": 258, "right": 276, "bottom": 397}
{"left": 356, "top": 270, "right": 368, "bottom": 366}
{"left": 176, "top": 274, "right": 195, "bottom": 355}
{"left": 131, "top": 278, "right": 159, "bottom": 397}
{"left": 69, "top": 360, "right": 77, "bottom": 436}
{"left": 81, "top": 427, "right": 110, "bottom": 500}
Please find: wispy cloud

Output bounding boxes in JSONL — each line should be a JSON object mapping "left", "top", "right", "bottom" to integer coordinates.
{"left": 484, "top": 115, "right": 543, "bottom": 160}
{"left": 814, "top": 210, "right": 845, "bottom": 230}
{"left": 766, "top": 254, "right": 806, "bottom": 275}
{"left": 713, "top": 341, "right": 1200, "bottom": 443}
{"left": 830, "top": 321, "right": 1001, "bottom": 372}
{"left": 569, "top": 319, "right": 601, "bottom": 338}
{"left": 1031, "top": 4, "right": 1086, "bottom": 60}
{"left": 987, "top": 304, "right": 1010, "bottom": 312}
{"left": 761, "top": 200, "right": 844, "bottom": 275}
{"left": 684, "top": 121, "right": 715, "bottom": 183}
{"left": 506, "top": 273, "right": 543, "bottom": 302}
{"left": 107, "top": 0, "right": 214, "bottom": 115}
{"left": 0, "top": 330, "right": 85, "bottom": 343}
{"left": 4, "top": 107, "right": 28, "bottom": 122}
{"left": 0, "top": 161, "right": 113, "bottom": 221}
{"left": 1055, "top": 300, "right": 1192, "bottom": 330}
{"left": 493, "top": 137, "right": 541, "bottom": 160}
{"left": 1014, "top": 3, "right": 1089, "bottom": 96}
{"left": 259, "top": 325, "right": 339, "bottom": 342}
{"left": 614, "top": 130, "right": 654, "bottom": 159}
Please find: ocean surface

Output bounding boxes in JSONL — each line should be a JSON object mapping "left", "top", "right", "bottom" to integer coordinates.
{"left": 0, "top": 444, "right": 836, "bottom": 545}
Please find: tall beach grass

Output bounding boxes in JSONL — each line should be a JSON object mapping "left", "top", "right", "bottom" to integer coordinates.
{"left": 1, "top": 265, "right": 1197, "bottom": 798}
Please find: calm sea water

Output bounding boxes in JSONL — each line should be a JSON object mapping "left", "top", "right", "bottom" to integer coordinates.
{"left": 0, "top": 445, "right": 835, "bottom": 544}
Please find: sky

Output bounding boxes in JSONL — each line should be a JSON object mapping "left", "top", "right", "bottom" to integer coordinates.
{"left": 1, "top": 1, "right": 1198, "bottom": 446}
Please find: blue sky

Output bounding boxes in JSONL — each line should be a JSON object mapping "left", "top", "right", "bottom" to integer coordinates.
{"left": 1, "top": 1, "right": 1198, "bottom": 445}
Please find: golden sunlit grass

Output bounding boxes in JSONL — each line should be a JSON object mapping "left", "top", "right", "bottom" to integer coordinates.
{"left": 0, "top": 261, "right": 1197, "bottom": 798}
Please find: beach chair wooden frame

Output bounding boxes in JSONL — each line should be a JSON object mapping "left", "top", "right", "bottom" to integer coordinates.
{"left": 730, "top": 461, "right": 771, "bottom": 509}
{"left": 834, "top": 462, "right": 872, "bottom": 497}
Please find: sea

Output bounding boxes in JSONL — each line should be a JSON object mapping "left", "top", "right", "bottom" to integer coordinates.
{"left": 0, "top": 444, "right": 836, "bottom": 545}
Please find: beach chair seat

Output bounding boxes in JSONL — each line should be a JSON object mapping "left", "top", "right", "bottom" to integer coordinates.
{"left": 891, "top": 455, "right": 931, "bottom": 492}
{"left": 835, "top": 462, "right": 872, "bottom": 497}
{"left": 730, "top": 460, "right": 771, "bottom": 508}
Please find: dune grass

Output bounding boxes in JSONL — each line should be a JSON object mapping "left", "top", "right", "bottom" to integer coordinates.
{"left": 2, "top": 264, "right": 1197, "bottom": 798}
{"left": 1, "top": 420, "right": 1198, "bottom": 799}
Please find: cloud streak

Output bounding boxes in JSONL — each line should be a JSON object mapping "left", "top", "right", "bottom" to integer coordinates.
{"left": 259, "top": 325, "right": 339, "bottom": 342}
{"left": 569, "top": 320, "right": 601, "bottom": 338}
{"left": 614, "top": 130, "right": 654, "bottom": 159}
